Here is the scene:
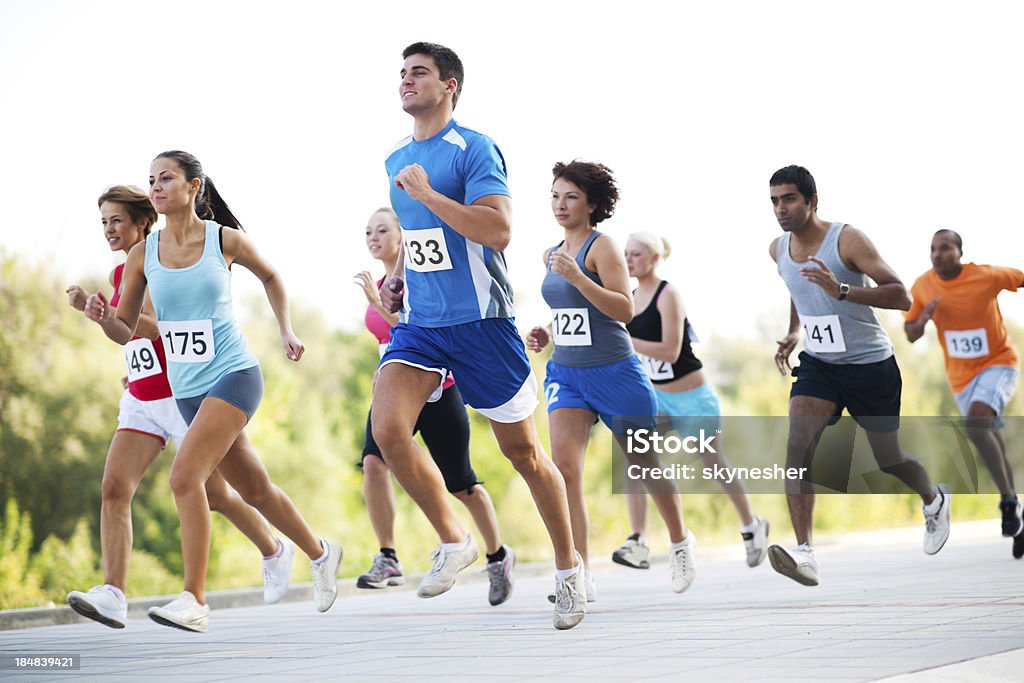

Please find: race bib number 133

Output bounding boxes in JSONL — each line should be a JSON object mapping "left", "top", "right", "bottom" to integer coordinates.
{"left": 158, "top": 320, "right": 215, "bottom": 363}
{"left": 404, "top": 227, "right": 453, "bottom": 273}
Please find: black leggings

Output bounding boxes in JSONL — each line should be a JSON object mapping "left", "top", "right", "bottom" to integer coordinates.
{"left": 361, "top": 383, "right": 478, "bottom": 493}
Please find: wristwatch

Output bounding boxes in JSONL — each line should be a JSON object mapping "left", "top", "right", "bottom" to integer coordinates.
{"left": 838, "top": 282, "right": 851, "bottom": 300}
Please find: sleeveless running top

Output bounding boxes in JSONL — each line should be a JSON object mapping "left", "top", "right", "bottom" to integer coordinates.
{"left": 626, "top": 280, "right": 703, "bottom": 384}
{"left": 143, "top": 222, "right": 259, "bottom": 398}
{"left": 111, "top": 263, "right": 173, "bottom": 401}
{"left": 541, "top": 231, "right": 635, "bottom": 367}
{"left": 776, "top": 222, "right": 893, "bottom": 364}
{"left": 365, "top": 278, "right": 454, "bottom": 389}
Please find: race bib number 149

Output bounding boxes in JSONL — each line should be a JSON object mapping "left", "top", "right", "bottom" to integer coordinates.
{"left": 123, "top": 338, "right": 163, "bottom": 382}
{"left": 158, "top": 320, "right": 215, "bottom": 363}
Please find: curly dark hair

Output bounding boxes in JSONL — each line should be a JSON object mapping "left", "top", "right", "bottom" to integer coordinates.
{"left": 552, "top": 160, "right": 619, "bottom": 225}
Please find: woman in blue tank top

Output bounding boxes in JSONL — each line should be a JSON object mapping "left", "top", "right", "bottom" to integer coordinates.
{"left": 617, "top": 232, "right": 769, "bottom": 571}
{"left": 84, "top": 151, "right": 342, "bottom": 632}
{"left": 527, "top": 161, "right": 695, "bottom": 600}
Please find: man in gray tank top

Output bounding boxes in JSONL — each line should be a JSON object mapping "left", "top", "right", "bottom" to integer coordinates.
{"left": 766, "top": 165, "right": 951, "bottom": 586}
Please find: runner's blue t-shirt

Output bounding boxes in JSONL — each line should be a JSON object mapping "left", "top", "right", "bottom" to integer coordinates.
{"left": 386, "top": 119, "right": 515, "bottom": 327}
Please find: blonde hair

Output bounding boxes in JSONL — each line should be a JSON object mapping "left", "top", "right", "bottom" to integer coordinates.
{"left": 628, "top": 231, "right": 671, "bottom": 261}
{"left": 97, "top": 185, "right": 158, "bottom": 235}
{"left": 370, "top": 206, "right": 399, "bottom": 226}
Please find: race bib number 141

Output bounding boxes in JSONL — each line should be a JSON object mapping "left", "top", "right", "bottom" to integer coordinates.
{"left": 800, "top": 314, "right": 847, "bottom": 353}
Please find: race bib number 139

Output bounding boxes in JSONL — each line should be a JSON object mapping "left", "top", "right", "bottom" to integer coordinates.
{"left": 800, "top": 314, "right": 847, "bottom": 353}
{"left": 158, "top": 320, "right": 215, "bottom": 363}
{"left": 944, "top": 328, "right": 990, "bottom": 359}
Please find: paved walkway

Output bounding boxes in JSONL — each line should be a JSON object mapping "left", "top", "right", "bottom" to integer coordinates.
{"left": 2, "top": 520, "right": 1023, "bottom": 681}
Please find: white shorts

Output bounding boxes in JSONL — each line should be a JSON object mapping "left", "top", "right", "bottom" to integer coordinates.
{"left": 116, "top": 390, "right": 188, "bottom": 448}
{"left": 955, "top": 365, "right": 1019, "bottom": 417}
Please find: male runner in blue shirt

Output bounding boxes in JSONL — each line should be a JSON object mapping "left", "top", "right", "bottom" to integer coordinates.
{"left": 374, "top": 42, "right": 585, "bottom": 630}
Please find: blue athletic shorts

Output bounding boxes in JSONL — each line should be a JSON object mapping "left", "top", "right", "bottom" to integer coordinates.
{"left": 543, "top": 356, "right": 657, "bottom": 435}
{"left": 656, "top": 383, "right": 723, "bottom": 436}
{"left": 175, "top": 365, "right": 263, "bottom": 425}
{"left": 380, "top": 318, "right": 537, "bottom": 423}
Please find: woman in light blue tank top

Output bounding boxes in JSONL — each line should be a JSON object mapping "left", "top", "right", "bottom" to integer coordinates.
{"left": 84, "top": 151, "right": 342, "bottom": 632}
{"left": 526, "top": 161, "right": 695, "bottom": 599}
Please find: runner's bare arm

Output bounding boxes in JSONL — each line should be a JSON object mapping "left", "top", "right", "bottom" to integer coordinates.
{"left": 775, "top": 299, "right": 800, "bottom": 375}
{"left": 85, "top": 242, "right": 146, "bottom": 344}
{"left": 394, "top": 163, "right": 511, "bottom": 251}
{"left": 821, "top": 227, "right": 910, "bottom": 310}
{"left": 552, "top": 234, "right": 633, "bottom": 323}
{"left": 224, "top": 229, "right": 304, "bottom": 361}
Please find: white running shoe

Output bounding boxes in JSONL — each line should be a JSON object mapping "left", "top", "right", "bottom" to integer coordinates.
{"left": 669, "top": 533, "right": 697, "bottom": 594}
{"left": 768, "top": 544, "right": 819, "bottom": 586}
{"left": 553, "top": 552, "right": 586, "bottom": 631}
{"left": 262, "top": 538, "right": 294, "bottom": 604}
{"left": 548, "top": 568, "right": 596, "bottom": 603}
{"left": 67, "top": 585, "right": 127, "bottom": 629}
{"left": 743, "top": 516, "right": 770, "bottom": 567}
{"left": 310, "top": 540, "right": 343, "bottom": 612}
{"left": 612, "top": 535, "right": 650, "bottom": 569}
{"left": 148, "top": 591, "right": 209, "bottom": 633}
{"left": 417, "top": 534, "right": 479, "bottom": 598}
{"left": 923, "top": 483, "right": 952, "bottom": 555}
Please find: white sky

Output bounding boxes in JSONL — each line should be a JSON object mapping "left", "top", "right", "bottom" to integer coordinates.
{"left": 2, "top": 0, "right": 1023, "bottom": 344}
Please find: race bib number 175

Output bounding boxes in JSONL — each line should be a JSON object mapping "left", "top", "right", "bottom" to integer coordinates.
{"left": 158, "top": 320, "right": 215, "bottom": 363}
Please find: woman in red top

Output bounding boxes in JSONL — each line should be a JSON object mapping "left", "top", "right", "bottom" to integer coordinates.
{"left": 353, "top": 207, "right": 515, "bottom": 606}
{"left": 65, "top": 186, "right": 284, "bottom": 629}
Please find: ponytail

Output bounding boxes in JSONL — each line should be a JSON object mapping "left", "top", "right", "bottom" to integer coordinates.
{"left": 195, "top": 176, "right": 244, "bottom": 231}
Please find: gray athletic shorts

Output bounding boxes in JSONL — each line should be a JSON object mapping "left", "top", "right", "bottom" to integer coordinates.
{"left": 175, "top": 365, "right": 263, "bottom": 425}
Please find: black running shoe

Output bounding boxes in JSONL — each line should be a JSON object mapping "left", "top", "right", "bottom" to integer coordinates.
{"left": 1000, "top": 498, "right": 1023, "bottom": 537}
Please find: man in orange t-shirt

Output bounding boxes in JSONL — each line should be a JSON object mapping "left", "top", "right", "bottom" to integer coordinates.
{"left": 905, "top": 229, "right": 1024, "bottom": 557}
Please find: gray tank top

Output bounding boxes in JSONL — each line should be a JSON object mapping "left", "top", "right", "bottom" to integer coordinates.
{"left": 541, "top": 231, "right": 635, "bottom": 367}
{"left": 777, "top": 222, "right": 893, "bottom": 365}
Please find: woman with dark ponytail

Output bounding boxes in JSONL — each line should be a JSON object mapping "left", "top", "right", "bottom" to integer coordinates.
{"left": 66, "top": 185, "right": 284, "bottom": 630}
{"left": 85, "top": 151, "right": 343, "bottom": 632}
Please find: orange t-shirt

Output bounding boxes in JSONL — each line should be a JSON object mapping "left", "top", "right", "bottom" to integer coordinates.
{"left": 906, "top": 263, "right": 1023, "bottom": 392}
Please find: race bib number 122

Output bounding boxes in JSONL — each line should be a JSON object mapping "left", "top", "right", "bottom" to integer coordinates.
{"left": 552, "top": 308, "right": 592, "bottom": 347}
